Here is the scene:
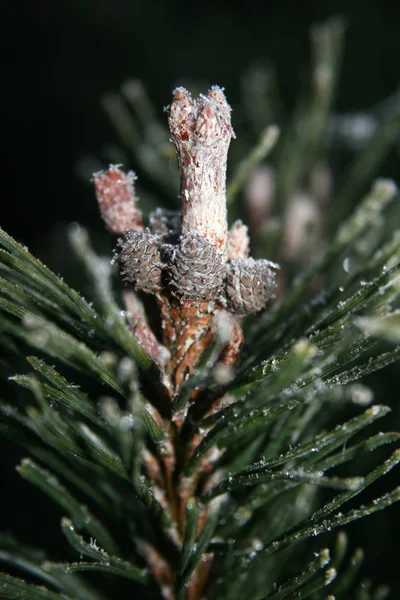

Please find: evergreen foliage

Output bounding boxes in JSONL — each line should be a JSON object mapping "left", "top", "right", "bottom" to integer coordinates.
{"left": 1, "top": 18, "right": 400, "bottom": 600}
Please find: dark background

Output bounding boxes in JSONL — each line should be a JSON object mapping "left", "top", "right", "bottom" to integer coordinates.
{"left": 1, "top": 0, "right": 400, "bottom": 597}
{"left": 3, "top": 0, "right": 400, "bottom": 247}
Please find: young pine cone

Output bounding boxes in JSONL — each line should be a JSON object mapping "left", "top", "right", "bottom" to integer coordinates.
{"left": 224, "top": 258, "right": 279, "bottom": 314}
{"left": 117, "top": 230, "right": 163, "bottom": 294}
{"left": 149, "top": 207, "right": 180, "bottom": 240}
{"left": 166, "top": 233, "right": 224, "bottom": 301}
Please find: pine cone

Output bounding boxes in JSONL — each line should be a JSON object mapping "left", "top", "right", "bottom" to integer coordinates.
{"left": 166, "top": 233, "right": 224, "bottom": 301}
{"left": 224, "top": 258, "right": 279, "bottom": 314}
{"left": 149, "top": 207, "right": 180, "bottom": 240}
{"left": 117, "top": 230, "right": 163, "bottom": 294}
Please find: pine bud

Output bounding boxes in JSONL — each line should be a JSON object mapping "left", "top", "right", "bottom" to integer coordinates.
{"left": 228, "top": 220, "right": 250, "bottom": 260}
{"left": 93, "top": 165, "right": 143, "bottom": 235}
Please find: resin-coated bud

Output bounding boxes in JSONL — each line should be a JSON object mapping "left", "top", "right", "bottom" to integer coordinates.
{"left": 224, "top": 258, "right": 279, "bottom": 314}
{"left": 228, "top": 220, "right": 250, "bottom": 260}
{"left": 166, "top": 233, "right": 224, "bottom": 301}
{"left": 168, "top": 86, "right": 234, "bottom": 255}
{"left": 118, "top": 230, "right": 163, "bottom": 294}
{"left": 94, "top": 165, "right": 143, "bottom": 235}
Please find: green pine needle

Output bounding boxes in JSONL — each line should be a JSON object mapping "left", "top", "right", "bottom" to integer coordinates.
{"left": 1, "top": 19, "right": 400, "bottom": 600}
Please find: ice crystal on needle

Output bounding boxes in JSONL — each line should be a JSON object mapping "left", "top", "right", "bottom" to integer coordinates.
{"left": 2, "top": 21, "right": 400, "bottom": 599}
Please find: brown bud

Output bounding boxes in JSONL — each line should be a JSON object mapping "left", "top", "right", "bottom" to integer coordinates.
{"left": 94, "top": 165, "right": 143, "bottom": 235}
{"left": 166, "top": 234, "right": 224, "bottom": 301}
{"left": 228, "top": 220, "right": 250, "bottom": 260}
{"left": 117, "top": 230, "right": 163, "bottom": 294}
{"left": 224, "top": 258, "right": 279, "bottom": 314}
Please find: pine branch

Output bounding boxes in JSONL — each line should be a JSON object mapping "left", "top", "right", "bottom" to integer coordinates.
{"left": 1, "top": 18, "right": 400, "bottom": 600}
